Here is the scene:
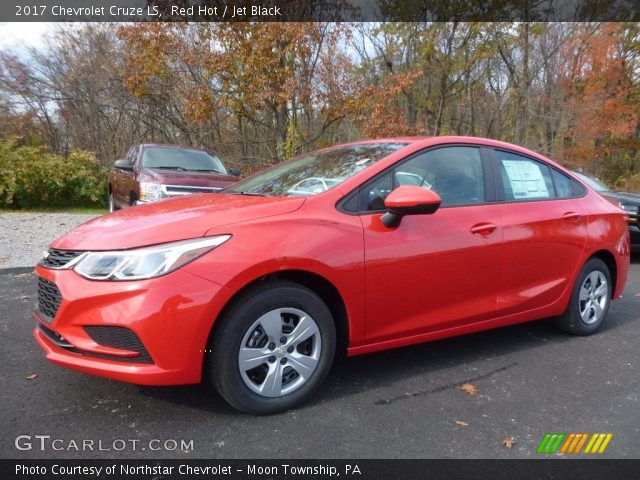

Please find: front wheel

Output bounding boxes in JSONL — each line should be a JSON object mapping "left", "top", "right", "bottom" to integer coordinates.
{"left": 555, "top": 258, "right": 612, "bottom": 336}
{"left": 207, "top": 281, "right": 336, "bottom": 415}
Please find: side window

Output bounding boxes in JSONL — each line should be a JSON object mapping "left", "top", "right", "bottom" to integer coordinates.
{"left": 359, "top": 146, "right": 485, "bottom": 211}
{"left": 551, "top": 169, "right": 574, "bottom": 198}
{"left": 399, "top": 146, "right": 485, "bottom": 207}
{"left": 125, "top": 147, "right": 136, "bottom": 164}
{"left": 359, "top": 172, "right": 392, "bottom": 211}
{"left": 495, "top": 151, "right": 555, "bottom": 201}
{"left": 572, "top": 179, "right": 587, "bottom": 196}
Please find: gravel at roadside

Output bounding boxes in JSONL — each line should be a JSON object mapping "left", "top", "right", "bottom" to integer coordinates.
{"left": 0, "top": 213, "right": 101, "bottom": 269}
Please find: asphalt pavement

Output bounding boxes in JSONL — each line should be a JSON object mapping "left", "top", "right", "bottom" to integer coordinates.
{"left": 1, "top": 260, "right": 639, "bottom": 459}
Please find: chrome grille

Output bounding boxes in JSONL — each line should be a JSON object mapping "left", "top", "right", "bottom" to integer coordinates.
{"left": 40, "top": 249, "right": 83, "bottom": 268}
{"left": 164, "top": 184, "right": 223, "bottom": 196}
{"left": 36, "top": 277, "right": 62, "bottom": 322}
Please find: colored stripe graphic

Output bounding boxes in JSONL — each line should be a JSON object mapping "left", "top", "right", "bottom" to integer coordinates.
{"left": 538, "top": 433, "right": 613, "bottom": 454}
{"left": 560, "top": 433, "right": 589, "bottom": 453}
{"left": 584, "top": 433, "right": 613, "bottom": 453}
{"left": 537, "top": 433, "right": 552, "bottom": 453}
{"left": 574, "top": 433, "right": 590, "bottom": 453}
{"left": 537, "top": 433, "right": 565, "bottom": 453}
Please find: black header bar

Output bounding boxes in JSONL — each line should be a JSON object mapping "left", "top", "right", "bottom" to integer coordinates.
{"left": 2, "top": 459, "right": 640, "bottom": 480}
{"left": 3, "top": 0, "right": 640, "bottom": 22}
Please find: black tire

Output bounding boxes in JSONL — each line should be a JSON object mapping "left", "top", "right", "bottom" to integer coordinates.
{"left": 207, "top": 280, "right": 336, "bottom": 415}
{"left": 555, "top": 258, "right": 612, "bottom": 336}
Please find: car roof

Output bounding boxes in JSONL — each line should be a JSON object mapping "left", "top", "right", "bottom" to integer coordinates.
{"left": 139, "top": 143, "right": 209, "bottom": 151}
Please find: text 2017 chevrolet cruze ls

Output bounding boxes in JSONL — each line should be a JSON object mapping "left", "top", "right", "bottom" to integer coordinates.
{"left": 33, "top": 137, "right": 630, "bottom": 414}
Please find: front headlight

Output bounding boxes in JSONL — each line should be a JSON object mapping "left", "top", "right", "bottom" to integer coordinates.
{"left": 139, "top": 182, "right": 165, "bottom": 202}
{"left": 619, "top": 203, "right": 638, "bottom": 214}
{"left": 73, "top": 236, "right": 231, "bottom": 281}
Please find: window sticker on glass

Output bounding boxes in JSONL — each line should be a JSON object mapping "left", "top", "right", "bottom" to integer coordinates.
{"left": 502, "top": 160, "right": 550, "bottom": 199}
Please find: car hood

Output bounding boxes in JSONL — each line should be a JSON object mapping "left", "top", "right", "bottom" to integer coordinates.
{"left": 51, "top": 194, "right": 305, "bottom": 251}
{"left": 601, "top": 191, "right": 640, "bottom": 204}
{"left": 141, "top": 169, "right": 238, "bottom": 187}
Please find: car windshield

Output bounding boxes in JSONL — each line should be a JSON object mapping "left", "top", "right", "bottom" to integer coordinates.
{"left": 226, "top": 143, "right": 408, "bottom": 197}
{"left": 141, "top": 147, "right": 227, "bottom": 174}
{"left": 574, "top": 171, "right": 611, "bottom": 192}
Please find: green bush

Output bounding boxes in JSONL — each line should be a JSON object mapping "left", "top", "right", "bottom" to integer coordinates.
{"left": 0, "top": 139, "right": 108, "bottom": 208}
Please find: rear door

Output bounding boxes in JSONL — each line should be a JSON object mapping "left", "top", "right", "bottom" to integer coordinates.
{"left": 491, "top": 149, "right": 587, "bottom": 316}
{"left": 362, "top": 145, "right": 503, "bottom": 343}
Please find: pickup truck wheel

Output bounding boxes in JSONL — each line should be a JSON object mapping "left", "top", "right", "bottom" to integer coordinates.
{"left": 108, "top": 193, "right": 119, "bottom": 213}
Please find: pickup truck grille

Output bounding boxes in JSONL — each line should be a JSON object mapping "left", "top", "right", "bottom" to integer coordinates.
{"left": 164, "top": 184, "right": 224, "bottom": 196}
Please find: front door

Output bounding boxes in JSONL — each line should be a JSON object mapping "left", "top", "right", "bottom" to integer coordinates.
{"left": 362, "top": 146, "right": 503, "bottom": 344}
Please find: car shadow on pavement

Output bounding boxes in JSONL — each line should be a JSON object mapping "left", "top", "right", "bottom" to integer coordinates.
{"left": 137, "top": 305, "right": 633, "bottom": 415}
{"left": 137, "top": 383, "right": 239, "bottom": 415}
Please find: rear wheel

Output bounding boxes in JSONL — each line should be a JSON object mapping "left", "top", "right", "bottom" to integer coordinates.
{"left": 207, "top": 281, "right": 336, "bottom": 415}
{"left": 555, "top": 258, "right": 611, "bottom": 336}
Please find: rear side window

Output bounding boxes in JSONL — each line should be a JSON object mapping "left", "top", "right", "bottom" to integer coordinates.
{"left": 495, "top": 151, "right": 555, "bottom": 201}
{"left": 572, "top": 179, "right": 587, "bottom": 196}
{"left": 551, "top": 169, "right": 574, "bottom": 198}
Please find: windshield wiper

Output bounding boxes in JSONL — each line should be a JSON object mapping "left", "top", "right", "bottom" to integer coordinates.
{"left": 191, "top": 169, "right": 225, "bottom": 174}
{"left": 230, "top": 191, "right": 267, "bottom": 196}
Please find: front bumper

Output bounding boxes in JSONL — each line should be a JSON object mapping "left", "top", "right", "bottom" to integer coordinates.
{"left": 33, "top": 264, "right": 234, "bottom": 385}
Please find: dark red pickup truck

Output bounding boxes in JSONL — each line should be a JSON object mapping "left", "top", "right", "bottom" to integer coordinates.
{"left": 108, "top": 144, "right": 240, "bottom": 212}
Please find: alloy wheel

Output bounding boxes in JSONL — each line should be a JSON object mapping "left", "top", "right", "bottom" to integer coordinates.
{"left": 578, "top": 271, "right": 609, "bottom": 325}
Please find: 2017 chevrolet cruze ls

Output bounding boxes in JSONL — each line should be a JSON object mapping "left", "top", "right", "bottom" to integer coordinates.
{"left": 34, "top": 137, "right": 630, "bottom": 414}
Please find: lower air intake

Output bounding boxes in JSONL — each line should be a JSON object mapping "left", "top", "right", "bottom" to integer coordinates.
{"left": 83, "top": 326, "right": 153, "bottom": 364}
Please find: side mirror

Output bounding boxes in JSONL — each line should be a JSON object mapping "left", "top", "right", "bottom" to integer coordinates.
{"left": 228, "top": 167, "right": 240, "bottom": 177}
{"left": 381, "top": 185, "right": 441, "bottom": 228}
{"left": 114, "top": 159, "right": 133, "bottom": 171}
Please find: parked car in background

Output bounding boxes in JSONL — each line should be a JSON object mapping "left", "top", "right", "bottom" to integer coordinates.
{"left": 108, "top": 144, "right": 240, "bottom": 212}
{"left": 35, "top": 137, "right": 630, "bottom": 414}
{"left": 573, "top": 170, "right": 639, "bottom": 252}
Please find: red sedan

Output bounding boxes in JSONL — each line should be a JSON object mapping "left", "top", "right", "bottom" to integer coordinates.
{"left": 33, "top": 137, "right": 630, "bottom": 414}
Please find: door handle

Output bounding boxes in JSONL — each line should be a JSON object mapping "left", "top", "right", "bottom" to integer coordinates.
{"left": 562, "top": 212, "right": 581, "bottom": 221}
{"left": 470, "top": 222, "right": 497, "bottom": 236}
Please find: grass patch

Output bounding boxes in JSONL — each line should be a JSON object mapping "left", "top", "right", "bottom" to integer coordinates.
{"left": 0, "top": 206, "right": 107, "bottom": 214}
